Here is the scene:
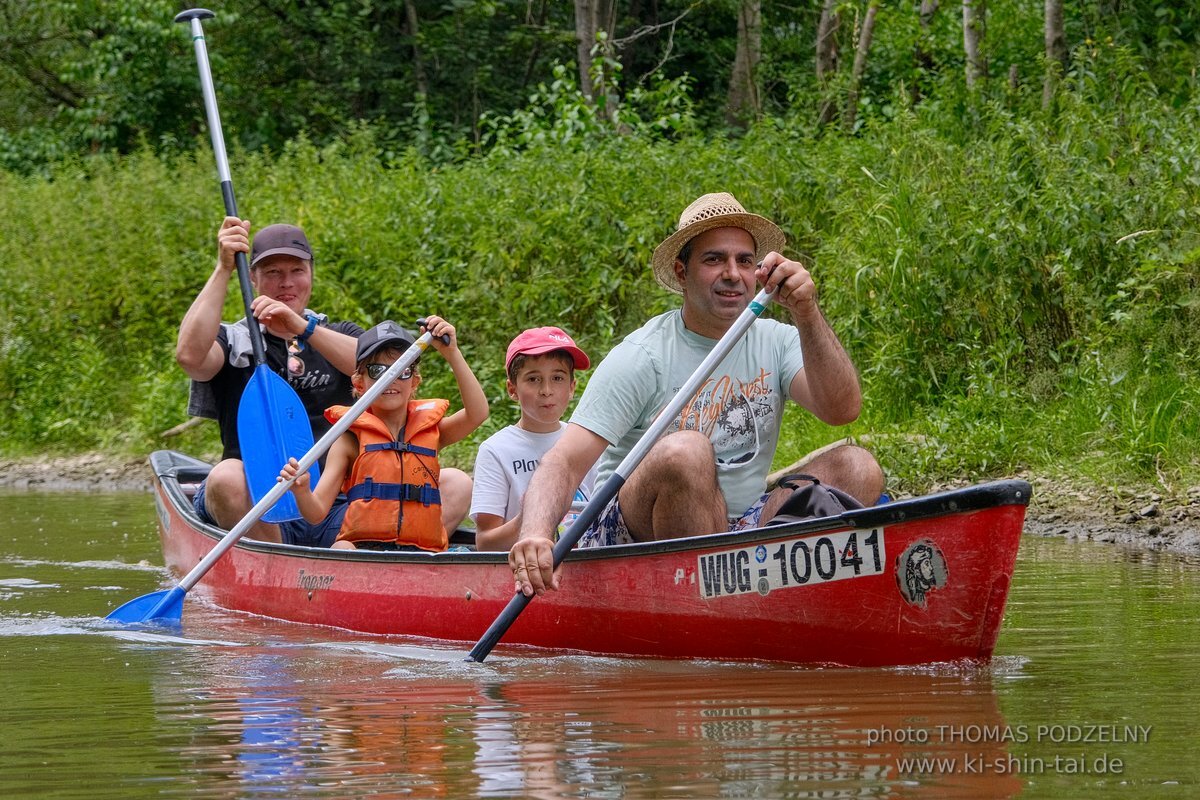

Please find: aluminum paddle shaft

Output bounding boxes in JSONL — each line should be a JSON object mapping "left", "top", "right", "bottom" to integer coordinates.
{"left": 175, "top": 9, "right": 321, "bottom": 523}
{"left": 466, "top": 287, "right": 775, "bottom": 661}
{"left": 176, "top": 8, "right": 261, "bottom": 365}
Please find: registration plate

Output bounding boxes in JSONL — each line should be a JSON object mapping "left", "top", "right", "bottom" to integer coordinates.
{"left": 698, "top": 528, "right": 886, "bottom": 599}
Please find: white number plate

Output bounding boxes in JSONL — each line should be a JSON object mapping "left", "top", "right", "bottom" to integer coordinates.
{"left": 698, "top": 528, "right": 886, "bottom": 599}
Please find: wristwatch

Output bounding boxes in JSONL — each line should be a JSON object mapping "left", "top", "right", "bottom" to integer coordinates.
{"left": 297, "top": 312, "right": 319, "bottom": 344}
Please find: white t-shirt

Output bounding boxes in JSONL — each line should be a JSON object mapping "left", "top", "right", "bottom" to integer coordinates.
{"left": 470, "top": 422, "right": 599, "bottom": 524}
{"left": 570, "top": 310, "right": 805, "bottom": 517}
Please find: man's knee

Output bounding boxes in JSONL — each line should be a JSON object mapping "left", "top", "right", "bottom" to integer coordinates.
{"left": 806, "top": 444, "right": 885, "bottom": 505}
{"left": 620, "top": 431, "right": 726, "bottom": 539}
{"left": 203, "top": 458, "right": 283, "bottom": 542}
{"left": 203, "top": 459, "right": 252, "bottom": 525}
{"left": 650, "top": 430, "right": 717, "bottom": 476}
{"left": 840, "top": 445, "right": 884, "bottom": 482}
{"left": 204, "top": 460, "right": 248, "bottom": 505}
{"left": 206, "top": 459, "right": 246, "bottom": 491}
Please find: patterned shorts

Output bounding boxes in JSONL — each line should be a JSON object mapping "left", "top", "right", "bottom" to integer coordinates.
{"left": 576, "top": 491, "right": 772, "bottom": 549}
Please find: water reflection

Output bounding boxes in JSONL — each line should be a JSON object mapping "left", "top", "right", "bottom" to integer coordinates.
{"left": 4, "top": 492, "right": 1200, "bottom": 798}
{"left": 138, "top": 605, "right": 1023, "bottom": 799}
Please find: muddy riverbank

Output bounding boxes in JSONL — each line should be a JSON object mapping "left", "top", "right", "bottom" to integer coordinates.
{"left": 3, "top": 453, "right": 1199, "bottom": 556}
{"left": 0, "top": 453, "right": 157, "bottom": 493}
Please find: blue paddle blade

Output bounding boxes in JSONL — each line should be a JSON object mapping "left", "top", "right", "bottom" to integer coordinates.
{"left": 105, "top": 586, "right": 186, "bottom": 628}
{"left": 238, "top": 365, "right": 320, "bottom": 524}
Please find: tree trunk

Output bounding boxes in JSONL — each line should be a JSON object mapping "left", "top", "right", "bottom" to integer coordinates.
{"left": 815, "top": 0, "right": 841, "bottom": 125}
{"left": 963, "top": 0, "right": 987, "bottom": 89}
{"left": 575, "top": 0, "right": 598, "bottom": 100}
{"left": 521, "top": 0, "right": 550, "bottom": 89}
{"left": 1042, "top": 0, "right": 1066, "bottom": 108}
{"left": 575, "top": 0, "right": 622, "bottom": 121}
{"left": 726, "top": 0, "right": 762, "bottom": 126}
{"left": 912, "top": 0, "right": 939, "bottom": 103}
{"left": 920, "top": 0, "right": 939, "bottom": 31}
{"left": 845, "top": 2, "right": 879, "bottom": 131}
{"left": 404, "top": 0, "right": 428, "bottom": 99}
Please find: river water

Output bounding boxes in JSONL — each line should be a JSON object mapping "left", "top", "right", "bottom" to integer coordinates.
{"left": 1, "top": 489, "right": 1198, "bottom": 798}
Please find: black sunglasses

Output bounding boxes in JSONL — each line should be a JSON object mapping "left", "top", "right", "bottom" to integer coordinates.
{"left": 364, "top": 363, "right": 415, "bottom": 381}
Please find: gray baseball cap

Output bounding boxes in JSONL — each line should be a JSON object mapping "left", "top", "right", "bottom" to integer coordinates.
{"left": 250, "top": 223, "right": 313, "bottom": 267}
{"left": 355, "top": 320, "right": 417, "bottom": 364}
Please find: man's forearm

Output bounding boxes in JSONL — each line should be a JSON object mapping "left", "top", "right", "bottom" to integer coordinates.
{"left": 793, "top": 308, "right": 862, "bottom": 423}
{"left": 305, "top": 325, "right": 358, "bottom": 375}
{"left": 518, "top": 454, "right": 577, "bottom": 542}
{"left": 177, "top": 265, "right": 232, "bottom": 374}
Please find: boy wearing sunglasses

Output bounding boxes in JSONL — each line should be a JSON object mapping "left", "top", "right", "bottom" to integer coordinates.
{"left": 278, "top": 317, "right": 489, "bottom": 551}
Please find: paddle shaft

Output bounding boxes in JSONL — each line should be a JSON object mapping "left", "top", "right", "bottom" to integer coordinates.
{"left": 177, "top": 9, "right": 266, "bottom": 368}
{"left": 176, "top": 334, "right": 436, "bottom": 593}
{"left": 466, "top": 287, "right": 776, "bottom": 662}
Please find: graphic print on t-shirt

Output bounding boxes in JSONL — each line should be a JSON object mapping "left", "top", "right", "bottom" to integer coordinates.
{"left": 674, "top": 367, "right": 776, "bottom": 468}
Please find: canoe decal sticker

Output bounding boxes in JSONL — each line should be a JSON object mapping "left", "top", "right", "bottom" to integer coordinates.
{"left": 155, "top": 494, "right": 170, "bottom": 532}
{"left": 698, "top": 528, "right": 885, "bottom": 599}
{"left": 896, "top": 539, "right": 948, "bottom": 607}
{"left": 297, "top": 569, "right": 334, "bottom": 595}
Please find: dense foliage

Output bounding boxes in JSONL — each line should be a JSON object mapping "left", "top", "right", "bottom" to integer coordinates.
{"left": 2, "top": 2, "right": 1199, "bottom": 493}
{"left": 4, "top": 2, "right": 1199, "bottom": 170}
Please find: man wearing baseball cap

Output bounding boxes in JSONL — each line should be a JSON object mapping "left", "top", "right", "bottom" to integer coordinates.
{"left": 470, "top": 326, "right": 597, "bottom": 551}
{"left": 176, "top": 215, "right": 364, "bottom": 545}
{"left": 510, "top": 192, "right": 884, "bottom": 596}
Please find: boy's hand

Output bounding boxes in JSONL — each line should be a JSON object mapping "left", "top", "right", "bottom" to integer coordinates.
{"left": 277, "top": 457, "right": 308, "bottom": 490}
{"left": 419, "top": 315, "right": 457, "bottom": 353}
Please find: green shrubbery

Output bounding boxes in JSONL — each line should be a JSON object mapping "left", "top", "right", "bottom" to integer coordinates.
{"left": 2, "top": 46, "right": 1198, "bottom": 493}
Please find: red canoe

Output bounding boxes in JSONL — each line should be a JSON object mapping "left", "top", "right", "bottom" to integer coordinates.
{"left": 149, "top": 450, "right": 1030, "bottom": 667}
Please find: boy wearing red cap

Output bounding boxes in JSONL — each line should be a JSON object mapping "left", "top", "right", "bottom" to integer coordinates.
{"left": 470, "top": 327, "right": 596, "bottom": 551}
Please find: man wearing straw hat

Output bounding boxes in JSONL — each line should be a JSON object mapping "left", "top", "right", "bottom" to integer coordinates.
{"left": 509, "top": 192, "right": 884, "bottom": 595}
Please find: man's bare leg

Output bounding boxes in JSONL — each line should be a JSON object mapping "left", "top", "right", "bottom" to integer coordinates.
{"left": 760, "top": 444, "right": 885, "bottom": 523}
{"left": 617, "top": 431, "right": 728, "bottom": 542}
{"left": 204, "top": 458, "right": 283, "bottom": 543}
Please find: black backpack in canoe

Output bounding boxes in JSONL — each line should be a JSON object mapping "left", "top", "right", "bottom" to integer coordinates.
{"left": 769, "top": 473, "right": 864, "bottom": 524}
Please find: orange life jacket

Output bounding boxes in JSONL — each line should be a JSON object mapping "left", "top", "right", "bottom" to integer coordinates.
{"left": 325, "top": 400, "right": 450, "bottom": 551}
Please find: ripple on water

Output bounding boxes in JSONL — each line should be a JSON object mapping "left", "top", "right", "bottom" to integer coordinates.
{"left": 2, "top": 556, "right": 165, "bottom": 571}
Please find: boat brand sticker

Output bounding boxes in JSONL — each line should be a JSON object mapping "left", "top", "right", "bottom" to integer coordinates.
{"left": 698, "top": 528, "right": 885, "bottom": 600}
{"left": 896, "top": 539, "right": 948, "bottom": 607}
{"left": 297, "top": 569, "right": 334, "bottom": 595}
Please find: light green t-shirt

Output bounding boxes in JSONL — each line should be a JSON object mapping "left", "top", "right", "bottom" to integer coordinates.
{"left": 571, "top": 310, "right": 805, "bottom": 517}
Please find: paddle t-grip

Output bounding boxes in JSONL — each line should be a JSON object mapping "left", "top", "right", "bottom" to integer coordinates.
{"left": 174, "top": 8, "right": 215, "bottom": 23}
{"left": 415, "top": 318, "right": 453, "bottom": 346}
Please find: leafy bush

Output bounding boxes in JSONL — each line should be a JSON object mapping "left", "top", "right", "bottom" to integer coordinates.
{"left": 2, "top": 53, "right": 1199, "bottom": 494}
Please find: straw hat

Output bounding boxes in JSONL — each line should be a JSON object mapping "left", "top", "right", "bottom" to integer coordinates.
{"left": 651, "top": 192, "right": 786, "bottom": 294}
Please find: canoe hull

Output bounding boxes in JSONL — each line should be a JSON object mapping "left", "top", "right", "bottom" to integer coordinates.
{"left": 151, "top": 451, "right": 1028, "bottom": 666}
